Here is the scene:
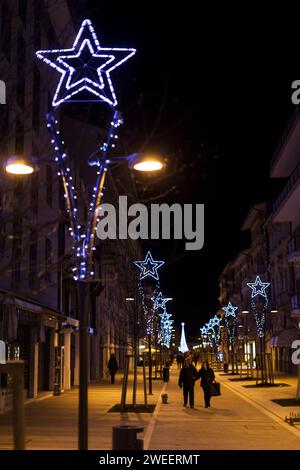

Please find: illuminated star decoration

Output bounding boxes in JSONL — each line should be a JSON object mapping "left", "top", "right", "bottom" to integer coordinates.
{"left": 36, "top": 19, "right": 136, "bottom": 108}
{"left": 200, "top": 326, "right": 207, "bottom": 335}
{"left": 134, "top": 251, "right": 164, "bottom": 281}
{"left": 247, "top": 276, "right": 270, "bottom": 299}
{"left": 210, "top": 315, "right": 221, "bottom": 327}
{"left": 153, "top": 292, "right": 171, "bottom": 310}
{"left": 222, "top": 302, "right": 238, "bottom": 318}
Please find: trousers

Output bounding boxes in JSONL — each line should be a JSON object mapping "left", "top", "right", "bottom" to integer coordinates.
{"left": 183, "top": 385, "right": 194, "bottom": 407}
{"left": 202, "top": 384, "right": 211, "bottom": 406}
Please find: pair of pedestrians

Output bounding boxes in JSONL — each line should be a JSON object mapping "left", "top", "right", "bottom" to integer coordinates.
{"left": 178, "top": 357, "right": 215, "bottom": 408}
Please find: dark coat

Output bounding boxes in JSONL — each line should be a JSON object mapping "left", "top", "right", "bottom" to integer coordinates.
{"left": 198, "top": 367, "right": 215, "bottom": 387}
{"left": 178, "top": 364, "right": 198, "bottom": 388}
{"left": 108, "top": 356, "right": 118, "bottom": 374}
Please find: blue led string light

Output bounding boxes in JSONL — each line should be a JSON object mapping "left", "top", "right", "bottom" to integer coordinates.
{"left": 247, "top": 276, "right": 270, "bottom": 338}
{"left": 37, "top": 20, "right": 136, "bottom": 282}
{"left": 222, "top": 302, "right": 238, "bottom": 344}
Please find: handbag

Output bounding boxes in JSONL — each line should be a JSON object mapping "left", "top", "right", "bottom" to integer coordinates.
{"left": 209, "top": 381, "right": 221, "bottom": 396}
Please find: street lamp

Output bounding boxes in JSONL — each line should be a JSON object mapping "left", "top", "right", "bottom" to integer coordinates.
{"left": 5, "top": 155, "right": 35, "bottom": 175}
{"left": 33, "top": 17, "right": 165, "bottom": 450}
{"left": 88, "top": 152, "right": 164, "bottom": 172}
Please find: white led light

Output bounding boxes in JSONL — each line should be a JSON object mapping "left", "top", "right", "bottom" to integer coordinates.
{"left": 36, "top": 19, "right": 136, "bottom": 108}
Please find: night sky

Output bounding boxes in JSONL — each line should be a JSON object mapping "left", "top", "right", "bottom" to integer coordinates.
{"left": 68, "top": 1, "right": 299, "bottom": 338}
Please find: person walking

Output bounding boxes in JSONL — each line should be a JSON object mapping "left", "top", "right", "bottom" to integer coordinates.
{"left": 198, "top": 361, "right": 215, "bottom": 408}
{"left": 178, "top": 356, "right": 198, "bottom": 408}
{"left": 107, "top": 353, "right": 118, "bottom": 384}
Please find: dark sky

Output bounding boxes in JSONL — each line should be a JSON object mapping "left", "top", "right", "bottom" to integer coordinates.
{"left": 68, "top": 1, "right": 299, "bottom": 339}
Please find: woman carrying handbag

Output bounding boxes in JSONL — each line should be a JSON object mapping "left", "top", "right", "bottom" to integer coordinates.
{"left": 198, "top": 361, "right": 215, "bottom": 408}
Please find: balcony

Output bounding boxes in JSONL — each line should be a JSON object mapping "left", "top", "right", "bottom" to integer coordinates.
{"left": 271, "top": 106, "right": 300, "bottom": 177}
{"left": 291, "top": 293, "right": 300, "bottom": 317}
{"left": 251, "top": 263, "right": 266, "bottom": 275}
{"left": 288, "top": 236, "right": 300, "bottom": 263}
{"left": 273, "top": 159, "right": 300, "bottom": 222}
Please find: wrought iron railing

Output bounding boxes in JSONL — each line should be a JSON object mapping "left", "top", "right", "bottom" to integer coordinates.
{"left": 273, "top": 158, "right": 300, "bottom": 214}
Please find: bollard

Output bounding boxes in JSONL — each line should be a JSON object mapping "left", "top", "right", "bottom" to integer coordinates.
{"left": 112, "top": 425, "right": 144, "bottom": 450}
{"left": 161, "top": 393, "right": 168, "bottom": 404}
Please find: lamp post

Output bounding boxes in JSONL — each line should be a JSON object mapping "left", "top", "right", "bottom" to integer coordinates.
{"left": 31, "top": 18, "right": 165, "bottom": 449}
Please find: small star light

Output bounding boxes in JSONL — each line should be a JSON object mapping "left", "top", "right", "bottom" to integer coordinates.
{"left": 222, "top": 302, "right": 238, "bottom": 318}
{"left": 210, "top": 315, "right": 221, "bottom": 327}
{"left": 134, "top": 251, "right": 164, "bottom": 281}
{"left": 36, "top": 19, "right": 136, "bottom": 107}
{"left": 200, "top": 326, "right": 207, "bottom": 335}
{"left": 247, "top": 276, "right": 270, "bottom": 299}
{"left": 153, "top": 292, "right": 171, "bottom": 310}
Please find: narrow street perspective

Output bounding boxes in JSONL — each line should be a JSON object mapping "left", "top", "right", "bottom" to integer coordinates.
{"left": 1, "top": 0, "right": 300, "bottom": 463}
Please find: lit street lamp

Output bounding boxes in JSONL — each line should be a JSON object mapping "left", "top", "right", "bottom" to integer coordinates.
{"left": 5, "top": 155, "right": 36, "bottom": 175}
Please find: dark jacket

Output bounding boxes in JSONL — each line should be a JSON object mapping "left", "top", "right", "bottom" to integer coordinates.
{"left": 198, "top": 367, "right": 215, "bottom": 387}
{"left": 108, "top": 356, "right": 118, "bottom": 374}
{"left": 178, "top": 364, "right": 198, "bottom": 388}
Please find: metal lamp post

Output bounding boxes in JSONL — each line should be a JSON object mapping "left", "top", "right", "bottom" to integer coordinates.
{"left": 33, "top": 18, "right": 165, "bottom": 449}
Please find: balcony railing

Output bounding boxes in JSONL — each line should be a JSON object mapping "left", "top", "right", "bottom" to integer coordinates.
{"left": 252, "top": 263, "right": 266, "bottom": 274}
{"left": 271, "top": 106, "right": 300, "bottom": 169}
{"left": 288, "top": 235, "right": 300, "bottom": 254}
{"left": 291, "top": 293, "right": 300, "bottom": 310}
{"left": 273, "top": 158, "right": 300, "bottom": 215}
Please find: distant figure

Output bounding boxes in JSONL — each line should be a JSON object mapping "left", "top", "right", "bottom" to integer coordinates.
{"left": 192, "top": 351, "right": 200, "bottom": 367}
{"left": 107, "top": 353, "right": 118, "bottom": 384}
{"left": 178, "top": 356, "right": 198, "bottom": 408}
{"left": 198, "top": 361, "right": 215, "bottom": 408}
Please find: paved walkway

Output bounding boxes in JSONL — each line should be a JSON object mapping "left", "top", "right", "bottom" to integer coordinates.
{"left": 0, "top": 371, "right": 164, "bottom": 450}
{"left": 148, "top": 369, "right": 300, "bottom": 450}
{"left": 1, "top": 367, "right": 300, "bottom": 450}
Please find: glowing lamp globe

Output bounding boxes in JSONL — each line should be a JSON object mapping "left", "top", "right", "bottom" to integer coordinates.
{"left": 5, "top": 155, "right": 35, "bottom": 175}
{"left": 130, "top": 154, "right": 164, "bottom": 172}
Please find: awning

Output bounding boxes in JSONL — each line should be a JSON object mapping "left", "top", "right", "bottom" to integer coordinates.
{"left": 269, "top": 328, "right": 300, "bottom": 348}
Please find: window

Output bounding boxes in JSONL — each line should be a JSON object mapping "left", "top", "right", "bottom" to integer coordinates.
{"left": 29, "top": 237, "right": 37, "bottom": 288}
{"left": 30, "top": 172, "right": 39, "bottom": 215}
{"left": 12, "top": 247, "right": 22, "bottom": 288}
{"left": 32, "top": 66, "right": 40, "bottom": 133}
{"left": 0, "top": 108, "right": 9, "bottom": 154}
{"left": 11, "top": 215, "right": 22, "bottom": 289}
{"left": 45, "top": 237, "right": 52, "bottom": 282}
{"left": 33, "top": 0, "right": 41, "bottom": 48}
{"left": 15, "top": 118, "right": 24, "bottom": 154}
{"left": 1, "top": 4, "right": 11, "bottom": 61}
{"left": 46, "top": 165, "right": 52, "bottom": 207}
{"left": 0, "top": 190, "right": 5, "bottom": 255}
{"left": 17, "top": 31, "right": 26, "bottom": 76}
{"left": 58, "top": 222, "right": 65, "bottom": 258}
{"left": 16, "top": 77, "right": 25, "bottom": 110}
{"left": 18, "top": 0, "right": 27, "bottom": 27}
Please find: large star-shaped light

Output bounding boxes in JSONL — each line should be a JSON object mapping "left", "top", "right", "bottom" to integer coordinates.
{"left": 222, "top": 301, "right": 238, "bottom": 318}
{"left": 134, "top": 251, "right": 164, "bottom": 280}
{"left": 247, "top": 276, "right": 270, "bottom": 299}
{"left": 36, "top": 19, "right": 136, "bottom": 107}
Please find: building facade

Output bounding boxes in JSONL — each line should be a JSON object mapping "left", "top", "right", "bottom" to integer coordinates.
{"left": 218, "top": 108, "right": 300, "bottom": 375}
{"left": 0, "top": 0, "right": 141, "bottom": 411}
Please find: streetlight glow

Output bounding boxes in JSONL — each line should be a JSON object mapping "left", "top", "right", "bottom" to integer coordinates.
{"left": 5, "top": 156, "right": 35, "bottom": 175}
{"left": 133, "top": 160, "right": 163, "bottom": 172}
{"left": 130, "top": 154, "right": 164, "bottom": 172}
